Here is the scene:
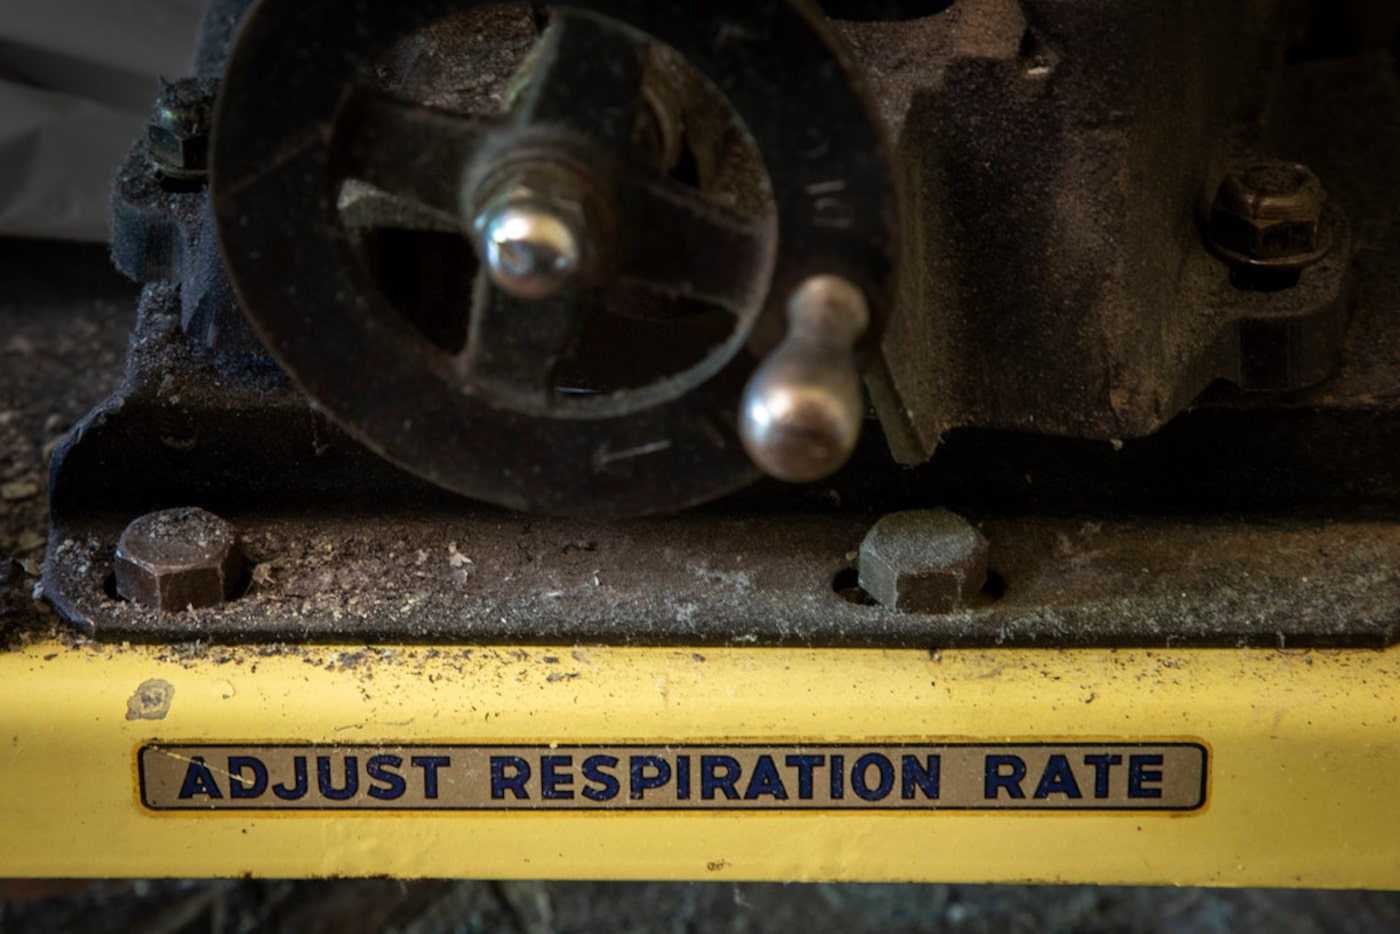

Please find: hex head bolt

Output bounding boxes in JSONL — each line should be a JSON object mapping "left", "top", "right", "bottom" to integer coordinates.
{"left": 1209, "top": 160, "right": 1333, "bottom": 287}
{"left": 858, "top": 509, "right": 990, "bottom": 613}
{"left": 114, "top": 508, "right": 244, "bottom": 611}
{"left": 147, "top": 78, "right": 218, "bottom": 182}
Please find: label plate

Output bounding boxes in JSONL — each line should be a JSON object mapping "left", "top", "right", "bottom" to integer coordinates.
{"left": 140, "top": 742, "right": 1208, "bottom": 812}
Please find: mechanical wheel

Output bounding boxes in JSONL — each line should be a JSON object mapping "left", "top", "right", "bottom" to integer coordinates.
{"left": 213, "top": 0, "right": 899, "bottom": 515}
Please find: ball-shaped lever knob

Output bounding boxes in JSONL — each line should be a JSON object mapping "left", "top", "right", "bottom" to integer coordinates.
{"left": 475, "top": 191, "right": 586, "bottom": 300}
{"left": 739, "top": 275, "right": 870, "bottom": 483}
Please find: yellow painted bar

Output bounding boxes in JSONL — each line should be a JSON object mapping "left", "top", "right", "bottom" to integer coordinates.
{"left": 0, "top": 637, "right": 1396, "bottom": 885}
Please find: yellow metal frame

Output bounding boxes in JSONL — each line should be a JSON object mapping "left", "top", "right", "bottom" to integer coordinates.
{"left": 1, "top": 637, "right": 1396, "bottom": 885}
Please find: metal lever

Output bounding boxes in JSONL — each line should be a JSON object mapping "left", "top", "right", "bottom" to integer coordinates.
{"left": 739, "top": 275, "right": 869, "bottom": 483}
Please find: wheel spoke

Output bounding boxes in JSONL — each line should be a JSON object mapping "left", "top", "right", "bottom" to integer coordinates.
{"left": 335, "top": 87, "right": 494, "bottom": 221}
{"left": 614, "top": 174, "right": 775, "bottom": 315}
{"left": 509, "top": 10, "right": 649, "bottom": 153}
{"left": 457, "top": 274, "right": 585, "bottom": 403}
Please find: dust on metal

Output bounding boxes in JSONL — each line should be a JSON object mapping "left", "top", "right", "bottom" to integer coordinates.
{"left": 147, "top": 78, "right": 219, "bottom": 182}
{"left": 114, "top": 508, "right": 243, "bottom": 611}
{"left": 858, "top": 509, "right": 989, "bottom": 614}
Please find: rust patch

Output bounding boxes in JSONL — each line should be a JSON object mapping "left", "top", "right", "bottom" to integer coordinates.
{"left": 126, "top": 679, "right": 175, "bottom": 721}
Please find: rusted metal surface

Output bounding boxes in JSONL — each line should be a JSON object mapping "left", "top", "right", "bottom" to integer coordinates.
{"left": 40, "top": 287, "right": 1400, "bottom": 649}
{"left": 846, "top": 0, "right": 1355, "bottom": 462}
{"left": 42, "top": 505, "right": 1400, "bottom": 647}
{"left": 111, "top": 0, "right": 1358, "bottom": 504}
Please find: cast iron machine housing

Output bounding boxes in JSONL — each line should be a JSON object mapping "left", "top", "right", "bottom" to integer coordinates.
{"left": 42, "top": 0, "right": 1400, "bottom": 647}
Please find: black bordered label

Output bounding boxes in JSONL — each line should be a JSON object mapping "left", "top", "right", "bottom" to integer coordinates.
{"left": 138, "top": 742, "right": 1208, "bottom": 812}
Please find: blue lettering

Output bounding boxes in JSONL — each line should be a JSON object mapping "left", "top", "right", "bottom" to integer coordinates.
{"left": 227, "top": 756, "right": 267, "bottom": 799}
{"left": 900, "top": 755, "right": 940, "bottom": 800}
{"left": 273, "top": 756, "right": 308, "bottom": 800}
{"left": 786, "top": 755, "right": 824, "bottom": 800}
{"left": 367, "top": 755, "right": 406, "bottom": 800}
{"left": 700, "top": 755, "right": 741, "bottom": 800}
{"left": 830, "top": 754, "right": 845, "bottom": 799}
{"left": 177, "top": 756, "right": 223, "bottom": 799}
{"left": 581, "top": 755, "right": 619, "bottom": 801}
{"left": 852, "top": 753, "right": 894, "bottom": 801}
{"left": 742, "top": 755, "right": 789, "bottom": 800}
{"left": 985, "top": 755, "right": 1027, "bottom": 799}
{"left": 411, "top": 756, "right": 450, "bottom": 799}
{"left": 491, "top": 756, "right": 531, "bottom": 799}
{"left": 1084, "top": 754, "right": 1122, "bottom": 798}
{"left": 541, "top": 756, "right": 574, "bottom": 800}
{"left": 630, "top": 756, "right": 672, "bottom": 799}
{"left": 318, "top": 756, "right": 358, "bottom": 800}
{"left": 1033, "top": 755, "right": 1083, "bottom": 799}
{"left": 1128, "top": 754, "right": 1164, "bottom": 798}
{"left": 676, "top": 755, "right": 691, "bottom": 800}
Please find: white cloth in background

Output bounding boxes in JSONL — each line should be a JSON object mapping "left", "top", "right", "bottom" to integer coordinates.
{"left": 0, "top": 0, "right": 204, "bottom": 241}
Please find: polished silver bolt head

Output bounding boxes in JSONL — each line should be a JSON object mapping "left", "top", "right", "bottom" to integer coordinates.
{"left": 479, "top": 199, "right": 583, "bottom": 300}
{"left": 114, "top": 508, "right": 243, "bottom": 611}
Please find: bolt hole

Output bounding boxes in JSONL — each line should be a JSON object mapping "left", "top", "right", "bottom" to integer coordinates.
{"left": 230, "top": 564, "right": 254, "bottom": 602}
{"left": 832, "top": 566, "right": 877, "bottom": 605}
{"left": 981, "top": 568, "right": 1008, "bottom": 600}
{"left": 103, "top": 571, "right": 124, "bottom": 602}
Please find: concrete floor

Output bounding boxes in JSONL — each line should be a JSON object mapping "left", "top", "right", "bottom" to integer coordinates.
{"left": 2, "top": 879, "right": 1400, "bottom": 933}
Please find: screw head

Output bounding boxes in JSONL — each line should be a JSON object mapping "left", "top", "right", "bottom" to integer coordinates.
{"left": 114, "top": 508, "right": 243, "bottom": 611}
{"left": 147, "top": 78, "right": 218, "bottom": 181}
{"left": 1209, "top": 160, "right": 1332, "bottom": 270}
{"left": 477, "top": 197, "right": 584, "bottom": 300}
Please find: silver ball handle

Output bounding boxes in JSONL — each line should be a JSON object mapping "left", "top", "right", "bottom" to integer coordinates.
{"left": 739, "top": 275, "right": 869, "bottom": 483}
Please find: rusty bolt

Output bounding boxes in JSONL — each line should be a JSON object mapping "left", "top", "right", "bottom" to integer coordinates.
{"left": 1208, "top": 160, "right": 1333, "bottom": 270}
{"left": 114, "top": 508, "right": 243, "bottom": 610}
{"left": 858, "top": 509, "right": 989, "bottom": 614}
{"left": 147, "top": 78, "right": 218, "bottom": 181}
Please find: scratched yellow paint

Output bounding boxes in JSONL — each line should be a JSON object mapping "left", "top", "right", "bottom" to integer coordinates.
{"left": 0, "top": 638, "right": 1396, "bottom": 885}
